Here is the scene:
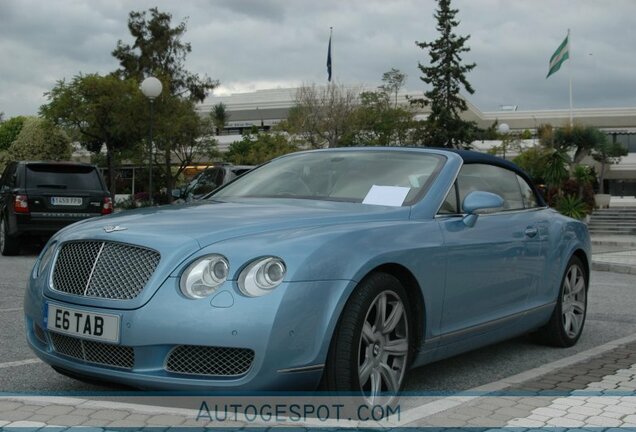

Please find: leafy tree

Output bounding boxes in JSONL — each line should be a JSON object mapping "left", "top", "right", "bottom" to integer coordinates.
{"left": 592, "top": 136, "right": 627, "bottom": 194}
{"left": 112, "top": 7, "right": 217, "bottom": 102}
{"left": 9, "top": 117, "right": 72, "bottom": 161}
{"left": 553, "top": 124, "right": 607, "bottom": 167}
{"left": 411, "top": 0, "right": 476, "bottom": 148}
{"left": 350, "top": 90, "right": 413, "bottom": 147}
{"left": 0, "top": 116, "right": 27, "bottom": 151}
{"left": 212, "top": 102, "right": 228, "bottom": 135}
{"left": 226, "top": 130, "right": 298, "bottom": 165}
{"left": 513, "top": 146, "right": 552, "bottom": 182}
{"left": 379, "top": 68, "right": 407, "bottom": 108}
{"left": 113, "top": 7, "right": 219, "bottom": 200}
{"left": 41, "top": 74, "right": 146, "bottom": 195}
{"left": 283, "top": 83, "right": 359, "bottom": 148}
{"left": 153, "top": 97, "right": 219, "bottom": 192}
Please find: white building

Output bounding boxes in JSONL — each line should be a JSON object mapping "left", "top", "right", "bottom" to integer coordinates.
{"left": 197, "top": 87, "right": 636, "bottom": 197}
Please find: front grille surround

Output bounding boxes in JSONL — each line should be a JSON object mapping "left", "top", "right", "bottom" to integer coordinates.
{"left": 49, "top": 332, "right": 134, "bottom": 370}
{"left": 165, "top": 345, "right": 255, "bottom": 377}
{"left": 50, "top": 241, "right": 160, "bottom": 300}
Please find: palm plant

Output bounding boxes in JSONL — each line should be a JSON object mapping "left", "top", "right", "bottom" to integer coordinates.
{"left": 572, "top": 165, "right": 595, "bottom": 199}
{"left": 543, "top": 149, "right": 569, "bottom": 191}
{"left": 556, "top": 194, "right": 588, "bottom": 220}
{"left": 211, "top": 103, "right": 228, "bottom": 136}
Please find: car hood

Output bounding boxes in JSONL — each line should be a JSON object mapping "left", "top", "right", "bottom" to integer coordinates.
{"left": 45, "top": 198, "right": 410, "bottom": 310}
{"left": 58, "top": 198, "right": 411, "bottom": 249}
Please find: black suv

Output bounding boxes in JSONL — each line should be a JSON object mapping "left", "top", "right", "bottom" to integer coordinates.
{"left": 0, "top": 161, "right": 112, "bottom": 255}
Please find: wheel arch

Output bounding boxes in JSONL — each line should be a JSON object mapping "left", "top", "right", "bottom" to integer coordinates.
{"left": 352, "top": 263, "right": 426, "bottom": 354}
{"left": 571, "top": 248, "right": 590, "bottom": 282}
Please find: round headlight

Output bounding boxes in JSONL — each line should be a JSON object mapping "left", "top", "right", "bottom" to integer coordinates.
{"left": 180, "top": 254, "right": 229, "bottom": 299}
{"left": 36, "top": 242, "right": 57, "bottom": 278}
{"left": 238, "top": 257, "right": 286, "bottom": 297}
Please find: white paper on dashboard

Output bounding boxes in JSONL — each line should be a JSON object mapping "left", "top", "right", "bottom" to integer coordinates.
{"left": 362, "top": 185, "right": 411, "bottom": 207}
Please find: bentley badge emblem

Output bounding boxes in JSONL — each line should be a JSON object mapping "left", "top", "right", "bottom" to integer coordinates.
{"left": 103, "top": 225, "right": 127, "bottom": 233}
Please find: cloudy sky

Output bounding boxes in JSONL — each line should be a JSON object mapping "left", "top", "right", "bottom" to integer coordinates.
{"left": 1, "top": 0, "right": 635, "bottom": 117}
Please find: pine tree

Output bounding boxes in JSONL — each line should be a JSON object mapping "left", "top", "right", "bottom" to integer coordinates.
{"left": 412, "top": 0, "right": 476, "bottom": 148}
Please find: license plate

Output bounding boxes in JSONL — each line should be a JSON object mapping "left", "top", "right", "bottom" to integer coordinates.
{"left": 46, "top": 303, "right": 120, "bottom": 343}
{"left": 51, "top": 197, "right": 82, "bottom": 206}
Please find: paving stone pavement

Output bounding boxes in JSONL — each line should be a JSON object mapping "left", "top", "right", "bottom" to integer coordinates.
{"left": 2, "top": 340, "right": 636, "bottom": 429}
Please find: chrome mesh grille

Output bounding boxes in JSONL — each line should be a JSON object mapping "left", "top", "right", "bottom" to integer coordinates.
{"left": 49, "top": 332, "right": 134, "bottom": 369}
{"left": 52, "top": 241, "right": 160, "bottom": 300}
{"left": 166, "top": 345, "right": 255, "bottom": 377}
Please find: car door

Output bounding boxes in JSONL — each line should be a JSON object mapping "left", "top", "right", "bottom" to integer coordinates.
{"left": 0, "top": 163, "right": 17, "bottom": 218}
{"left": 436, "top": 163, "right": 545, "bottom": 338}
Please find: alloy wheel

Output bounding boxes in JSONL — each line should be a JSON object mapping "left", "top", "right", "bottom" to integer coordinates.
{"left": 358, "top": 290, "right": 409, "bottom": 404}
{"left": 561, "top": 264, "right": 587, "bottom": 339}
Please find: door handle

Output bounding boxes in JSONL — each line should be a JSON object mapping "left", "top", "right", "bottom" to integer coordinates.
{"left": 524, "top": 227, "right": 538, "bottom": 238}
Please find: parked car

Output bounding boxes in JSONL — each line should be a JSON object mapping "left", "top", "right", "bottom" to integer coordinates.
{"left": 174, "top": 164, "right": 253, "bottom": 201}
{"left": 24, "top": 148, "right": 590, "bottom": 401}
{"left": 1, "top": 161, "right": 112, "bottom": 256}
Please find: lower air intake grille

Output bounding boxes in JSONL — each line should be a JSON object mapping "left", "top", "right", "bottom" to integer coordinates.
{"left": 166, "top": 345, "right": 255, "bottom": 377}
{"left": 49, "top": 332, "right": 134, "bottom": 370}
{"left": 33, "top": 323, "right": 47, "bottom": 344}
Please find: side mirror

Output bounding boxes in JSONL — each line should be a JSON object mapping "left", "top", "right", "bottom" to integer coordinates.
{"left": 462, "top": 191, "right": 504, "bottom": 227}
{"left": 171, "top": 188, "right": 182, "bottom": 199}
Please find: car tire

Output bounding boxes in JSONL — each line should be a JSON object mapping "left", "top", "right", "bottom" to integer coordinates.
{"left": 322, "top": 272, "right": 412, "bottom": 403}
{"left": 535, "top": 255, "right": 588, "bottom": 347}
{"left": 0, "top": 216, "right": 20, "bottom": 256}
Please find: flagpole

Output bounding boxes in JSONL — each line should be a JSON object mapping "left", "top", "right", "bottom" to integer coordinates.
{"left": 329, "top": 27, "right": 333, "bottom": 83}
{"left": 568, "top": 28, "right": 573, "bottom": 127}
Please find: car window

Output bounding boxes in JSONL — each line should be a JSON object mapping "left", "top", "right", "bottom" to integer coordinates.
{"left": 438, "top": 182, "right": 459, "bottom": 214}
{"left": 190, "top": 168, "right": 223, "bottom": 196}
{"left": 517, "top": 175, "right": 539, "bottom": 208}
{"left": 25, "top": 164, "right": 103, "bottom": 191}
{"left": 457, "top": 164, "right": 524, "bottom": 211}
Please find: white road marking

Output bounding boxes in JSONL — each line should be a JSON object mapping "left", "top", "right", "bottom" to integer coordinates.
{"left": 3, "top": 332, "right": 636, "bottom": 428}
{"left": 0, "top": 358, "right": 41, "bottom": 369}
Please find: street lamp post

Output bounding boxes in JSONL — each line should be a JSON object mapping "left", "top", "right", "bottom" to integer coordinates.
{"left": 497, "top": 123, "right": 510, "bottom": 160}
{"left": 140, "top": 77, "right": 163, "bottom": 204}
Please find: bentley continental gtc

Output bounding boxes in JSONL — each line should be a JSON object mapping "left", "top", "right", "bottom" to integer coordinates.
{"left": 24, "top": 148, "right": 591, "bottom": 398}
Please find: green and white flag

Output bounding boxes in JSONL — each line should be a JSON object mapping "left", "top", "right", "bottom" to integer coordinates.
{"left": 547, "top": 34, "right": 570, "bottom": 78}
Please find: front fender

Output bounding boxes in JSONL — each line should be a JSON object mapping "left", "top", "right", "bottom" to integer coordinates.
{"left": 199, "top": 219, "right": 447, "bottom": 345}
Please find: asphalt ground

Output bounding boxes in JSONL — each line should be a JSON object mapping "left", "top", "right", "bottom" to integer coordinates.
{"left": 1, "top": 251, "right": 636, "bottom": 395}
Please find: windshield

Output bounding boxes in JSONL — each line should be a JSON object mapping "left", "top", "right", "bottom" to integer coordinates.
{"left": 211, "top": 150, "right": 444, "bottom": 206}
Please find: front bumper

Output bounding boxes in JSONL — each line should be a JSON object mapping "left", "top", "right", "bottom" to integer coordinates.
{"left": 25, "top": 275, "right": 353, "bottom": 391}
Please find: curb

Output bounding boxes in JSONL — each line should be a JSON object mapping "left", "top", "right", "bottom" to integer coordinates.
{"left": 591, "top": 240, "right": 636, "bottom": 248}
{"left": 592, "top": 260, "right": 636, "bottom": 275}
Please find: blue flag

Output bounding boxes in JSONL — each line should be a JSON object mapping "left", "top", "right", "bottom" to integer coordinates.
{"left": 327, "top": 32, "right": 332, "bottom": 82}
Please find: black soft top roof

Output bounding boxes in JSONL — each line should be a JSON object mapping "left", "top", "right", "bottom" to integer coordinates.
{"left": 437, "top": 148, "right": 547, "bottom": 207}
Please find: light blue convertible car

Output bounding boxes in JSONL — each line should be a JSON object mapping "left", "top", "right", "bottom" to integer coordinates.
{"left": 24, "top": 147, "right": 590, "bottom": 399}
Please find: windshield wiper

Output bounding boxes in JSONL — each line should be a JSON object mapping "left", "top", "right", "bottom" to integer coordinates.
{"left": 36, "top": 184, "right": 67, "bottom": 189}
